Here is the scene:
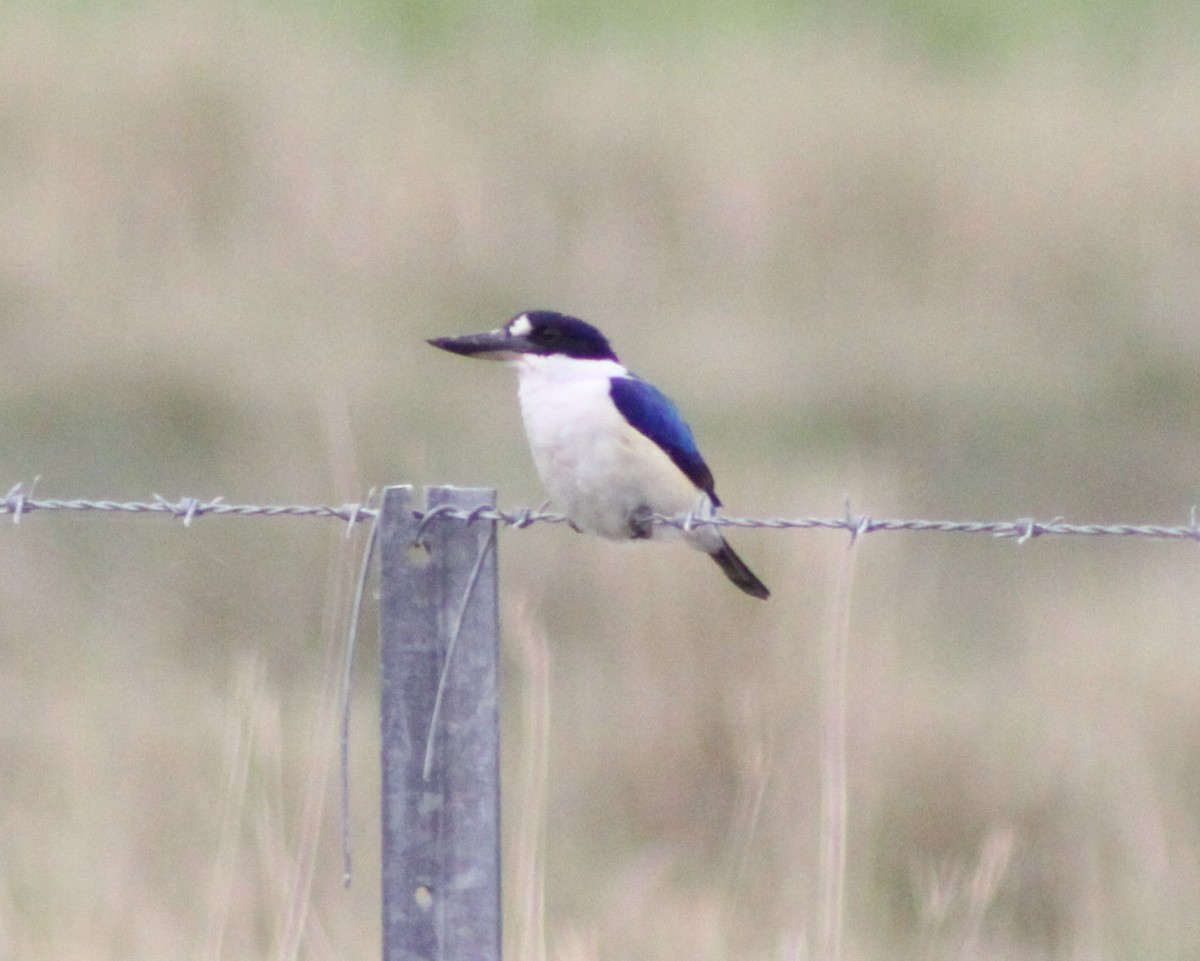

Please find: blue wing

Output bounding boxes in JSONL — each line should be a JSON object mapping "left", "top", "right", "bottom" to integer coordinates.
{"left": 609, "top": 375, "right": 720, "bottom": 505}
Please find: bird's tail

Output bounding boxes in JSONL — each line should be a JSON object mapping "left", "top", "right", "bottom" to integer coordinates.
{"left": 710, "top": 537, "right": 770, "bottom": 600}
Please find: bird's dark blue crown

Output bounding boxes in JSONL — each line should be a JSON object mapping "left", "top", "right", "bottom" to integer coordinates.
{"left": 510, "top": 311, "right": 619, "bottom": 362}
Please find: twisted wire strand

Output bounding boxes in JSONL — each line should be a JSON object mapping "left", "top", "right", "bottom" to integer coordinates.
{"left": 4, "top": 484, "right": 1200, "bottom": 542}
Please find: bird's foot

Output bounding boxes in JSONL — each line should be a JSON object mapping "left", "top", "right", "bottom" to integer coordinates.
{"left": 628, "top": 504, "right": 654, "bottom": 540}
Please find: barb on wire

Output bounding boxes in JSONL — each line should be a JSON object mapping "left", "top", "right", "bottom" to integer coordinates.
{"left": 4, "top": 483, "right": 1200, "bottom": 543}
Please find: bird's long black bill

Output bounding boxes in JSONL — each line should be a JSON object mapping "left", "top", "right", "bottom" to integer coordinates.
{"left": 427, "top": 331, "right": 516, "bottom": 359}
{"left": 711, "top": 539, "right": 770, "bottom": 600}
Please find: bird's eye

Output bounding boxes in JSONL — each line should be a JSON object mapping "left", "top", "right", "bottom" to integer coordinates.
{"left": 536, "top": 327, "right": 561, "bottom": 342}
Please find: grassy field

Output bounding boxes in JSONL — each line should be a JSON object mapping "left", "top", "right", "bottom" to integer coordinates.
{"left": 3, "top": 2, "right": 1200, "bottom": 958}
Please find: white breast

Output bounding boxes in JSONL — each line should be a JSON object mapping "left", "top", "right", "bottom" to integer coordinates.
{"left": 513, "top": 355, "right": 713, "bottom": 543}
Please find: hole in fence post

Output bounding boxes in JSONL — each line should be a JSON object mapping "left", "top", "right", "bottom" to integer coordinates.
{"left": 377, "top": 485, "right": 502, "bottom": 961}
{"left": 406, "top": 540, "right": 432, "bottom": 568}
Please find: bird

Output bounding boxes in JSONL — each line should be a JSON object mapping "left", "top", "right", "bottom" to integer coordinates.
{"left": 428, "top": 310, "right": 769, "bottom": 599}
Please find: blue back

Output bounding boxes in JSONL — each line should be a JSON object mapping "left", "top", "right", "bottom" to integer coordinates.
{"left": 609, "top": 375, "right": 720, "bottom": 505}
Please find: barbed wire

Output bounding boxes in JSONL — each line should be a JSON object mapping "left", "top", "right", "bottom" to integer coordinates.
{"left": 4, "top": 483, "right": 1200, "bottom": 543}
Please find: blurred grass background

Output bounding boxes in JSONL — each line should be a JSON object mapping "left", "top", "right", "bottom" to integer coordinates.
{"left": 3, "top": 0, "right": 1200, "bottom": 958}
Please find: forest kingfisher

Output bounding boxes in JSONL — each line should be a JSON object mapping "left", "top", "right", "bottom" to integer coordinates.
{"left": 428, "top": 310, "right": 769, "bottom": 599}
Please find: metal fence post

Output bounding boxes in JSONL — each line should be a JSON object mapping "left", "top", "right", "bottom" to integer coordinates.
{"left": 377, "top": 485, "right": 502, "bottom": 961}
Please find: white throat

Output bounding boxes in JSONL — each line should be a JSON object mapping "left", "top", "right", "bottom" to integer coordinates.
{"left": 512, "top": 352, "right": 626, "bottom": 386}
